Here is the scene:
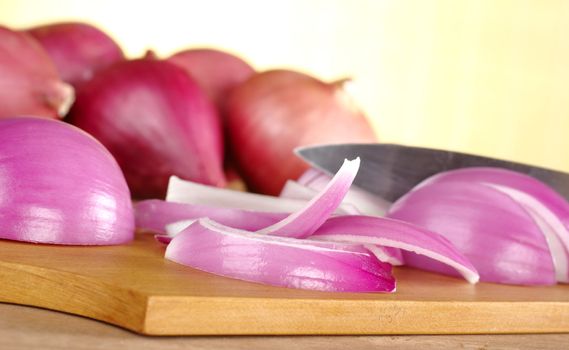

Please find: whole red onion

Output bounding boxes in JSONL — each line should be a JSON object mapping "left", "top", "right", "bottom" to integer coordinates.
{"left": 168, "top": 48, "right": 255, "bottom": 110}
{"left": 0, "top": 26, "right": 74, "bottom": 119}
{"left": 68, "top": 59, "right": 226, "bottom": 199}
{"left": 226, "top": 69, "right": 377, "bottom": 195}
{"left": 26, "top": 22, "right": 124, "bottom": 89}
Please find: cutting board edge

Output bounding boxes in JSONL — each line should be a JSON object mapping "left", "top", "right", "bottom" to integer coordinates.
{"left": 141, "top": 296, "right": 569, "bottom": 335}
{"left": 0, "top": 260, "right": 149, "bottom": 333}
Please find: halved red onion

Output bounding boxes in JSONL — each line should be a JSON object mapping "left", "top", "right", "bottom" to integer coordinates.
{"left": 310, "top": 216, "right": 479, "bottom": 283}
{"left": 418, "top": 167, "right": 569, "bottom": 283}
{"left": 68, "top": 59, "right": 225, "bottom": 199}
{"left": 0, "top": 117, "right": 133, "bottom": 245}
{"left": 165, "top": 218, "right": 396, "bottom": 293}
{"left": 166, "top": 175, "right": 357, "bottom": 215}
{"left": 388, "top": 180, "right": 556, "bottom": 285}
{"left": 0, "top": 26, "right": 74, "bottom": 119}
{"left": 26, "top": 22, "right": 124, "bottom": 88}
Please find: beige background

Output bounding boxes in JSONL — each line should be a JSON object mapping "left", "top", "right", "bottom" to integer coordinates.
{"left": 2, "top": 0, "right": 568, "bottom": 171}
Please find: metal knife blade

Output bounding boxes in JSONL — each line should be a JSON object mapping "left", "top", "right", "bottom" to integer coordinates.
{"left": 295, "top": 143, "right": 569, "bottom": 202}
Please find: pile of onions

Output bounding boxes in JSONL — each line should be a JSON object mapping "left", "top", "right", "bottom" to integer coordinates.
{"left": 68, "top": 58, "right": 226, "bottom": 199}
{"left": 225, "top": 69, "right": 377, "bottom": 195}
{"left": 0, "top": 117, "right": 133, "bottom": 245}
{"left": 26, "top": 22, "right": 125, "bottom": 89}
{"left": 0, "top": 26, "right": 74, "bottom": 119}
{"left": 137, "top": 158, "right": 480, "bottom": 292}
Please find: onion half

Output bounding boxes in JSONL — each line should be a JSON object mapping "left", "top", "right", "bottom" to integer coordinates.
{"left": 0, "top": 117, "right": 133, "bottom": 245}
{"left": 388, "top": 173, "right": 559, "bottom": 285}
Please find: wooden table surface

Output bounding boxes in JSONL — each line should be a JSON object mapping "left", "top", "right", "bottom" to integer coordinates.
{"left": 2, "top": 303, "right": 568, "bottom": 350}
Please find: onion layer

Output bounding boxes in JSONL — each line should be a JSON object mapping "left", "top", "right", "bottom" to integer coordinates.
{"left": 0, "top": 26, "right": 74, "bottom": 119}
{"left": 68, "top": 59, "right": 225, "bottom": 199}
{"left": 311, "top": 216, "right": 479, "bottom": 283}
{"left": 0, "top": 117, "right": 133, "bottom": 245}
{"left": 166, "top": 218, "right": 396, "bottom": 293}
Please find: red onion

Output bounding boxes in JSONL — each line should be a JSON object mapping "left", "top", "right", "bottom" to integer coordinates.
{"left": 0, "top": 117, "right": 133, "bottom": 245}
{"left": 0, "top": 26, "right": 74, "bottom": 119}
{"left": 225, "top": 69, "right": 377, "bottom": 195}
{"left": 168, "top": 48, "right": 254, "bottom": 110}
{"left": 166, "top": 218, "right": 396, "bottom": 293}
{"left": 26, "top": 22, "right": 124, "bottom": 89}
{"left": 388, "top": 171, "right": 560, "bottom": 285}
{"left": 68, "top": 59, "right": 226, "bottom": 199}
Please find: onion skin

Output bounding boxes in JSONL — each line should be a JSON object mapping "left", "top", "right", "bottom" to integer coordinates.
{"left": 168, "top": 48, "right": 255, "bottom": 110}
{"left": 0, "top": 117, "right": 134, "bottom": 245}
{"left": 68, "top": 59, "right": 226, "bottom": 199}
{"left": 226, "top": 69, "right": 377, "bottom": 195}
{"left": 26, "top": 22, "right": 124, "bottom": 89}
{"left": 0, "top": 26, "right": 74, "bottom": 119}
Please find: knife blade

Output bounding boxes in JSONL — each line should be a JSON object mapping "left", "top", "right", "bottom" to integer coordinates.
{"left": 295, "top": 143, "right": 569, "bottom": 202}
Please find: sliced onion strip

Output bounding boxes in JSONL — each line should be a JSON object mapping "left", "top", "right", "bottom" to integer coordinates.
{"left": 165, "top": 218, "right": 396, "bottom": 293}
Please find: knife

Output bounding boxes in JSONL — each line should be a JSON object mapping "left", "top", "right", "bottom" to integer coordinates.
{"left": 295, "top": 143, "right": 569, "bottom": 202}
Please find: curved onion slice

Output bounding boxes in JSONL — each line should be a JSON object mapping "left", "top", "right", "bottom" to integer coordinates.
{"left": 295, "top": 168, "right": 391, "bottom": 216}
{"left": 165, "top": 218, "right": 396, "bottom": 293}
{"left": 0, "top": 117, "right": 133, "bottom": 245}
{"left": 135, "top": 199, "right": 287, "bottom": 233}
{"left": 166, "top": 175, "right": 357, "bottom": 215}
{"left": 140, "top": 158, "right": 359, "bottom": 236}
{"left": 257, "top": 158, "right": 359, "bottom": 237}
{"left": 310, "top": 216, "right": 479, "bottom": 283}
{"left": 388, "top": 180, "right": 556, "bottom": 285}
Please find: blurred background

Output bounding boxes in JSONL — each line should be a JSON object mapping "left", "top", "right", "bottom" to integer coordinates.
{"left": 2, "top": 0, "right": 568, "bottom": 171}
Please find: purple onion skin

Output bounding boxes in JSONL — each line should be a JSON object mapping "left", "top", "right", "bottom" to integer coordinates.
{"left": 27, "top": 22, "right": 125, "bottom": 89}
{"left": 68, "top": 59, "right": 226, "bottom": 199}
{"left": 0, "top": 117, "right": 134, "bottom": 245}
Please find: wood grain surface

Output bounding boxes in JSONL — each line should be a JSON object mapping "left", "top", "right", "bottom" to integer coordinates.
{"left": 0, "top": 233, "right": 568, "bottom": 335}
{"left": 2, "top": 303, "right": 569, "bottom": 350}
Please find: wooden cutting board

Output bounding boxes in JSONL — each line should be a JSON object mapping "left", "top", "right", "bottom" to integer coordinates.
{"left": 0, "top": 233, "right": 568, "bottom": 335}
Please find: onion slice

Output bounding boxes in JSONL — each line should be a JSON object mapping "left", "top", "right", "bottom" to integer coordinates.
{"left": 296, "top": 168, "right": 391, "bottom": 216}
{"left": 166, "top": 175, "right": 356, "bottom": 215}
{"left": 165, "top": 218, "right": 396, "bottom": 293}
{"left": 257, "top": 158, "right": 359, "bottom": 238}
{"left": 135, "top": 199, "right": 287, "bottom": 233}
{"left": 310, "top": 216, "right": 479, "bottom": 283}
